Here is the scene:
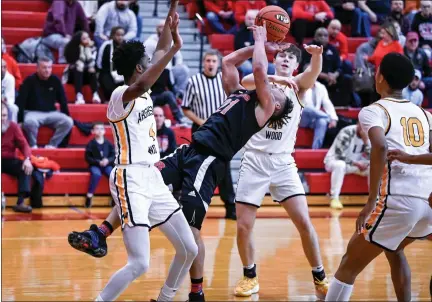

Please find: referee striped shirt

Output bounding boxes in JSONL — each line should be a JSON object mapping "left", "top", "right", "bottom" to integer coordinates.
{"left": 181, "top": 71, "right": 226, "bottom": 120}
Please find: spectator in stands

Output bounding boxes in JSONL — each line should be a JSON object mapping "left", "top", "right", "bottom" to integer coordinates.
{"left": 1, "top": 102, "right": 33, "bottom": 213}
{"left": 2, "top": 60, "right": 18, "bottom": 122}
{"left": 204, "top": 0, "right": 237, "bottom": 34}
{"left": 300, "top": 81, "right": 338, "bottom": 149}
{"left": 97, "top": 26, "right": 125, "bottom": 101}
{"left": 17, "top": 57, "right": 73, "bottom": 149}
{"left": 327, "top": 19, "right": 352, "bottom": 72}
{"left": 2, "top": 37, "right": 23, "bottom": 90}
{"left": 324, "top": 121, "right": 370, "bottom": 209}
{"left": 302, "top": 27, "right": 353, "bottom": 106}
{"left": 388, "top": 0, "right": 410, "bottom": 34}
{"left": 358, "top": 0, "right": 391, "bottom": 24}
{"left": 326, "top": 0, "right": 370, "bottom": 37}
{"left": 181, "top": 48, "right": 236, "bottom": 219}
{"left": 365, "top": 21, "right": 403, "bottom": 70}
{"left": 64, "top": 31, "right": 101, "bottom": 104}
{"left": 391, "top": 19, "right": 406, "bottom": 47}
{"left": 354, "top": 23, "right": 383, "bottom": 70}
{"left": 154, "top": 106, "right": 177, "bottom": 158}
{"left": 129, "top": 0, "right": 142, "bottom": 41}
{"left": 291, "top": 0, "right": 334, "bottom": 45}
{"left": 94, "top": 0, "right": 137, "bottom": 48}
{"left": 234, "top": 10, "right": 276, "bottom": 76}
{"left": 411, "top": 0, "right": 432, "bottom": 58}
{"left": 402, "top": 69, "right": 424, "bottom": 106}
{"left": 144, "top": 20, "right": 190, "bottom": 98}
{"left": 84, "top": 122, "right": 115, "bottom": 208}
{"left": 42, "top": 0, "right": 89, "bottom": 64}
{"left": 78, "top": 0, "right": 98, "bottom": 32}
{"left": 234, "top": 0, "right": 266, "bottom": 26}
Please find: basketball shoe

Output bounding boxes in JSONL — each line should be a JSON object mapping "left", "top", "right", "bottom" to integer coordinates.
{"left": 68, "top": 224, "right": 108, "bottom": 258}
{"left": 188, "top": 291, "right": 205, "bottom": 301}
{"left": 330, "top": 198, "right": 343, "bottom": 210}
{"left": 234, "top": 276, "right": 259, "bottom": 297}
{"left": 314, "top": 275, "right": 329, "bottom": 300}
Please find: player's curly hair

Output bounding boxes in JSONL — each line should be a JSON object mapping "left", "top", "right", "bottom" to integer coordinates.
{"left": 268, "top": 95, "right": 294, "bottom": 130}
{"left": 112, "top": 40, "right": 146, "bottom": 80}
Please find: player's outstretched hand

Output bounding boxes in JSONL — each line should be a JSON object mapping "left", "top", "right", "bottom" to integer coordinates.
{"left": 169, "top": 12, "right": 183, "bottom": 50}
{"left": 303, "top": 44, "right": 323, "bottom": 55}
{"left": 248, "top": 21, "right": 267, "bottom": 43}
{"left": 356, "top": 201, "right": 375, "bottom": 234}
{"left": 387, "top": 149, "right": 411, "bottom": 163}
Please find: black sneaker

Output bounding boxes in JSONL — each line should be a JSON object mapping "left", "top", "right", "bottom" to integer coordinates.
{"left": 12, "top": 204, "right": 32, "bottom": 213}
{"left": 85, "top": 196, "right": 92, "bottom": 208}
{"left": 188, "top": 291, "right": 205, "bottom": 302}
{"left": 68, "top": 224, "right": 107, "bottom": 258}
{"left": 225, "top": 203, "right": 236, "bottom": 220}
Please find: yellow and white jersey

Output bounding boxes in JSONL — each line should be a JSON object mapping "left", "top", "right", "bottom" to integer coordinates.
{"left": 107, "top": 85, "right": 160, "bottom": 165}
{"left": 244, "top": 83, "right": 303, "bottom": 158}
{"left": 359, "top": 97, "right": 432, "bottom": 200}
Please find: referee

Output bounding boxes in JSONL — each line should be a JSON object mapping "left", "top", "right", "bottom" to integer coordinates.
{"left": 181, "top": 49, "right": 236, "bottom": 219}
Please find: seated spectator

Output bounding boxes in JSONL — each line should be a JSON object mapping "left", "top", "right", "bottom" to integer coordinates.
{"left": 94, "top": 0, "right": 137, "bottom": 48}
{"left": 302, "top": 28, "right": 353, "bottom": 106}
{"left": 2, "top": 37, "right": 23, "bottom": 90}
{"left": 1, "top": 59, "right": 18, "bottom": 122}
{"left": 204, "top": 0, "right": 237, "bottom": 34}
{"left": 129, "top": 0, "right": 142, "bottom": 41}
{"left": 358, "top": 0, "right": 391, "bottom": 24}
{"left": 388, "top": 0, "right": 410, "bottom": 34}
{"left": 42, "top": 0, "right": 89, "bottom": 63}
{"left": 402, "top": 69, "right": 424, "bottom": 106}
{"left": 365, "top": 21, "right": 403, "bottom": 70}
{"left": 64, "top": 31, "right": 101, "bottom": 104}
{"left": 324, "top": 121, "right": 370, "bottom": 209}
{"left": 411, "top": 0, "right": 432, "bottom": 58}
{"left": 391, "top": 19, "right": 406, "bottom": 47}
{"left": 154, "top": 106, "right": 177, "bottom": 158}
{"left": 234, "top": 0, "right": 266, "bottom": 27}
{"left": 144, "top": 20, "right": 190, "bottom": 98}
{"left": 354, "top": 24, "right": 383, "bottom": 70}
{"left": 327, "top": 19, "right": 353, "bottom": 73}
{"left": 84, "top": 122, "right": 114, "bottom": 208}
{"left": 97, "top": 27, "right": 125, "bottom": 101}
{"left": 151, "top": 69, "right": 187, "bottom": 125}
{"left": 326, "top": 0, "right": 370, "bottom": 37}
{"left": 291, "top": 0, "right": 334, "bottom": 45}
{"left": 16, "top": 57, "right": 73, "bottom": 149}
{"left": 1, "top": 103, "right": 33, "bottom": 213}
{"left": 78, "top": 0, "right": 98, "bottom": 32}
{"left": 235, "top": 10, "right": 276, "bottom": 76}
{"left": 300, "top": 81, "right": 338, "bottom": 149}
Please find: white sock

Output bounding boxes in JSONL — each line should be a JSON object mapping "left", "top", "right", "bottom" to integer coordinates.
{"left": 95, "top": 295, "right": 104, "bottom": 301}
{"left": 157, "top": 284, "right": 176, "bottom": 301}
{"left": 244, "top": 263, "right": 255, "bottom": 270}
{"left": 325, "top": 277, "right": 354, "bottom": 301}
{"left": 312, "top": 265, "right": 324, "bottom": 273}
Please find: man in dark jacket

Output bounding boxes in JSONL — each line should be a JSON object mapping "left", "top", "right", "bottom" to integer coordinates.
{"left": 84, "top": 122, "right": 115, "bottom": 208}
{"left": 154, "top": 106, "right": 177, "bottom": 158}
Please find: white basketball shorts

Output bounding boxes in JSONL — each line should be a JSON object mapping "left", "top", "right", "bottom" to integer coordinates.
{"left": 235, "top": 150, "right": 305, "bottom": 208}
{"left": 363, "top": 195, "right": 432, "bottom": 251}
{"left": 110, "top": 164, "right": 181, "bottom": 229}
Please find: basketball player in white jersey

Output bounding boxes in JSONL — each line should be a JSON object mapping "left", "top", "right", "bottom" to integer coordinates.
{"left": 326, "top": 53, "right": 432, "bottom": 302}
{"left": 233, "top": 43, "right": 330, "bottom": 300}
{"left": 69, "top": 3, "right": 198, "bottom": 301}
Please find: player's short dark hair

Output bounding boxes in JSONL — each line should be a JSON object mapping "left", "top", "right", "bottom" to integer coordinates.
{"left": 112, "top": 40, "right": 146, "bottom": 80}
{"left": 277, "top": 44, "right": 302, "bottom": 63}
{"left": 379, "top": 52, "right": 414, "bottom": 90}
{"left": 92, "top": 122, "right": 104, "bottom": 129}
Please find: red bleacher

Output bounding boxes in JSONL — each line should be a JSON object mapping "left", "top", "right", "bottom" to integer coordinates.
{"left": 305, "top": 173, "right": 369, "bottom": 194}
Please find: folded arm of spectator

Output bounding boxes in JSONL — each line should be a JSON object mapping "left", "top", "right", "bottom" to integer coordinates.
{"left": 123, "top": 11, "right": 137, "bottom": 41}
{"left": 94, "top": 4, "right": 109, "bottom": 40}
{"left": 85, "top": 142, "right": 100, "bottom": 166}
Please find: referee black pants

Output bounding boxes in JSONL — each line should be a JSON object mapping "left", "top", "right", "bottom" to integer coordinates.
{"left": 192, "top": 124, "right": 235, "bottom": 205}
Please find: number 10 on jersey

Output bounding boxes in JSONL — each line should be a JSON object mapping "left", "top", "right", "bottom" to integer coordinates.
{"left": 400, "top": 117, "right": 425, "bottom": 147}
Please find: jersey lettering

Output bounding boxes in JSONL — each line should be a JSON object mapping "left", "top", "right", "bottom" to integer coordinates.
{"left": 217, "top": 98, "right": 240, "bottom": 115}
{"left": 265, "top": 131, "right": 283, "bottom": 140}
{"left": 400, "top": 117, "right": 425, "bottom": 147}
{"left": 137, "top": 106, "right": 153, "bottom": 123}
{"left": 148, "top": 145, "right": 157, "bottom": 155}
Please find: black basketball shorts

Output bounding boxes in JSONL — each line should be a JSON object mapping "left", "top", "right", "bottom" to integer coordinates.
{"left": 156, "top": 144, "right": 227, "bottom": 230}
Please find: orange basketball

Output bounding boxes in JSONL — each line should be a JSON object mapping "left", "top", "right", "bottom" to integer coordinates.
{"left": 255, "top": 6, "right": 290, "bottom": 43}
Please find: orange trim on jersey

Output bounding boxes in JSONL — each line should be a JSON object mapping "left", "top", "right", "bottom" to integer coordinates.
{"left": 379, "top": 164, "right": 389, "bottom": 196}
{"left": 108, "top": 100, "right": 136, "bottom": 123}
{"left": 294, "top": 89, "right": 304, "bottom": 108}
{"left": 371, "top": 103, "right": 391, "bottom": 135}
{"left": 116, "top": 168, "right": 129, "bottom": 226}
{"left": 115, "top": 122, "right": 129, "bottom": 165}
{"left": 362, "top": 195, "right": 386, "bottom": 235}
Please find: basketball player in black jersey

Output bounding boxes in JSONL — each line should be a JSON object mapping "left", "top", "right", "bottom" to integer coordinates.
{"left": 68, "top": 23, "right": 292, "bottom": 301}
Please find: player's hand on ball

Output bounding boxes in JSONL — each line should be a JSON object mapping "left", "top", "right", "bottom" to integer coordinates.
{"left": 387, "top": 149, "right": 411, "bottom": 163}
{"left": 169, "top": 12, "right": 183, "bottom": 50}
{"left": 303, "top": 44, "right": 323, "bottom": 55}
{"left": 248, "top": 22, "right": 267, "bottom": 43}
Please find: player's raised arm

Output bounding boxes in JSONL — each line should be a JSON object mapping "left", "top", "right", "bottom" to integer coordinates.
{"left": 121, "top": 14, "right": 182, "bottom": 103}
{"left": 241, "top": 74, "right": 298, "bottom": 91}
{"left": 294, "top": 44, "right": 323, "bottom": 92}
{"left": 221, "top": 46, "right": 254, "bottom": 96}
{"left": 151, "top": 0, "right": 178, "bottom": 63}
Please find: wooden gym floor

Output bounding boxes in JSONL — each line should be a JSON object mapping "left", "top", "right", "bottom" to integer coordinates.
{"left": 1, "top": 196, "right": 431, "bottom": 301}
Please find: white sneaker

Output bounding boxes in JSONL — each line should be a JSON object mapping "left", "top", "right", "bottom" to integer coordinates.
{"left": 44, "top": 145, "right": 56, "bottom": 149}
{"left": 75, "top": 92, "right": 85, "bottom": 104}
{"left": 92, "top": 92, "right": 101, "bottom": 104}
{"left": 31, "top": 145, "right": 38, "bottom": 149}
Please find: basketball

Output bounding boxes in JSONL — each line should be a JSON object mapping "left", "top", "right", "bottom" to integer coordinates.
{"left": 255, "top": 6, "right": 290, "bottom": 42}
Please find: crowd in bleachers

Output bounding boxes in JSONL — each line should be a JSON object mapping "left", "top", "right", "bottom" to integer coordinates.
{"left": 1, "top": 0, "right": 431, "bottom": 212}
